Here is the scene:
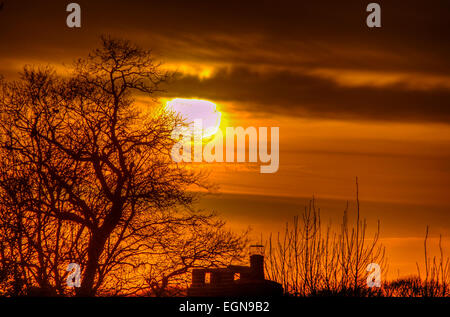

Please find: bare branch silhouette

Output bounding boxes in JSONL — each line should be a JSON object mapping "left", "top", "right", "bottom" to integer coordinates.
{"left": 0, "top": 37, "right": 246, "bottom": 296}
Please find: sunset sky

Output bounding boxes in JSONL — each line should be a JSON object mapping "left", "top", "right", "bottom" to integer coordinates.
{"left": 1, "top": 0, "right": 449, "bottom": 279}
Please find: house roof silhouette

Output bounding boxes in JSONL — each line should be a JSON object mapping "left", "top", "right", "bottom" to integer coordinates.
{"left": 188, "top": 245, "right": 283, "bottom": 296}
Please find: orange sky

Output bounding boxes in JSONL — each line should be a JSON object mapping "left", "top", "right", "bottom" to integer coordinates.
{"left": 1, "top": 0, "right": 449, "bottom": 279}
{"left": 193, "top": 105, "right": 450, "bottom": 278}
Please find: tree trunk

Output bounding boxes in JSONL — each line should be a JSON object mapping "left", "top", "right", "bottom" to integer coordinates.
{"left": 77, "top": 230, "right": 107, "bottom": 296}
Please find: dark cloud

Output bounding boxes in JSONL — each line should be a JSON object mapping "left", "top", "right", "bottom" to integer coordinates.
{"left": 0, "top": 0, "right": 449, "bottom": 121}
{"left": 168, "top": 67, "right": 450, "bottom": 122}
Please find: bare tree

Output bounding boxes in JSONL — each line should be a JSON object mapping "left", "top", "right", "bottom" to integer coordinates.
{"left": 383, "top": 227, "right": 449, "bottom": 297}
{"left": 143, "top": 213, "right": 248, "bottom": 296}
{"left": 415, "top": 227, "right": 449, "bottom": 297}
{"left": 266, "top": 180, "right": 386, "bottom": 296}
{"left": 0, "top": 37, "right": 246, "bottom": 296}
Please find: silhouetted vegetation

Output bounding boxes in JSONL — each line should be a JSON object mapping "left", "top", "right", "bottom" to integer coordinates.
{"left": 265, "top": 179, "right": 387, "bottom": 296}
{"left": 383, "top": 227, "right": 449, "bottom": 297}
{"left": 0, "top": 37, "right": 247, "bottom": 296}
{"left": 265, "top": 180, "right": 449, "bottom": 297}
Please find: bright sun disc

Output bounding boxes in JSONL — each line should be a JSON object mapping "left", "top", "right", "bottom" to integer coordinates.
{"left": 166, "top": 98, "right": 222, "bottom": 138}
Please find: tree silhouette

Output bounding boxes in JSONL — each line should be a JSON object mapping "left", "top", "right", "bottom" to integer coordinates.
{"left": 265, "top": 182, "right": 387, "bottom": 296}
{"left": 0, "top": 37, "right": 246, "bottom": 296}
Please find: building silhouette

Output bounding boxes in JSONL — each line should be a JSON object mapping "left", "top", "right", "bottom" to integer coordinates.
{"left": 188, "top": 245, "right": 283, "bottom": 296}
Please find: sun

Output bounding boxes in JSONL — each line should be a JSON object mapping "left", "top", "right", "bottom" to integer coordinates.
{"left": 166, "top": 98, "right": 222, "bottom": 139}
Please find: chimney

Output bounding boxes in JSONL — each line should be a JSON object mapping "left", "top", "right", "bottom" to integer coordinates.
{"left": 192, "top": 269, "right": 206, "bottom": 287}
{"left": 249, "top": 244, "right": 264, "bottom": 280}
